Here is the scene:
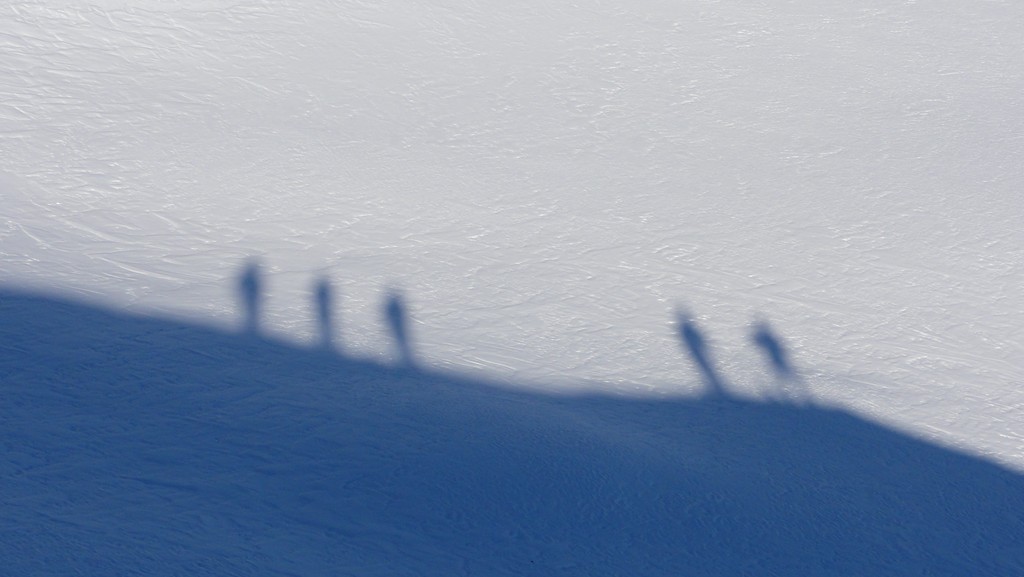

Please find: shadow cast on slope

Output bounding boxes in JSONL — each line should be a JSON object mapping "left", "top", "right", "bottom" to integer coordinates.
{"left": 2, "top": 286, "right": 1023, "bottom": 576}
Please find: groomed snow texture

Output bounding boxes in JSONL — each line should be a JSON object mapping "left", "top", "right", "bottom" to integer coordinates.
{"left": 2, "top": 2, "right": 1023, "bottom": 575}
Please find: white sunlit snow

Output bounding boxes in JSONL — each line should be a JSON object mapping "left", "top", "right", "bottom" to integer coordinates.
{"left": 2, "top": 2, "right": 1023, "bottom": 575}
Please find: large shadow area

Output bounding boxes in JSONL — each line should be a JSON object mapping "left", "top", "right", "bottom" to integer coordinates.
{"left": 2, "top": 274, "right": 1023, "bottom": 576}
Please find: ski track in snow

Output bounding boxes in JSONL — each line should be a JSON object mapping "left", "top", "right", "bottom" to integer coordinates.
{"left": 1, "top": 0, "right": 1022, "bottom": 471}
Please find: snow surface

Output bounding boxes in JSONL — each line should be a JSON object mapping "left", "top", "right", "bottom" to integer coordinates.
{"left": 2, "top": 1, "right": 1023, "bottom": 574}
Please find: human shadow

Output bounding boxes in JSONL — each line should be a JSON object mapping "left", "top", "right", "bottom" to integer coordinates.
{"left": 2, "top": 283, "right": 1023, "bottom": 576}
{"left": 237, "top": 258, "right": 264, "bottom": 335}
{"left": 383, "top": 289, "right": 414, "bottom": 367}
{"left": 675, "top": 309, "right": 729, "bottom": 398}
{"left": 751, "top": 317, "right": 810, "bottom": 403}
{"left": 313, "top": 276, "right": 336, "bottom": 350}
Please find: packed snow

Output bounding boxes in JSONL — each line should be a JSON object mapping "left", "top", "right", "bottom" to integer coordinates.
{"left": 2, "top": 1, "right": 1023, "bottom": 574}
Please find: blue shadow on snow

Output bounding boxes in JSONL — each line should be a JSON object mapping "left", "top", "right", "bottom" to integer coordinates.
{"left": 1, "top": 282, "right": 1023, "bottom": 576}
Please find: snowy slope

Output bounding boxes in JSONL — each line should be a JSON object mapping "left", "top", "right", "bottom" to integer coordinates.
{"left": 5, "top": 1, "right": 1022, "bottom": 464}
{"left": 2, "top": 0, "right": 1023, "bottom": 572}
